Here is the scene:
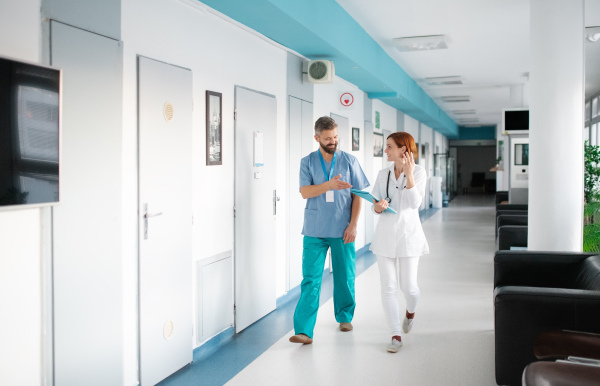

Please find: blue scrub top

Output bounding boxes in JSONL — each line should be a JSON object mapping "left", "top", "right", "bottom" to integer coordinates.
{"left": 300, "top": 150, "right": 370, "bottom": 238}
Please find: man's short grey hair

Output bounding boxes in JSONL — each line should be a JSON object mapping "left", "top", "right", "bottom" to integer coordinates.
{"left": 314, "top": 116, "right": 337, "bottom": 136}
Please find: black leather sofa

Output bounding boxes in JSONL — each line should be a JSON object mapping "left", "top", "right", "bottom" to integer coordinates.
{"left": 493, "top": 251, "right": 600, "bottom": 385}
{"left": 496, "top": 225, "right": 527, "bottom": 251}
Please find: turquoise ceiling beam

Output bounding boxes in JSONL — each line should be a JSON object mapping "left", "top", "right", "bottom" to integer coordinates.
{"left": 198, "top": 0, "right": 458, "bottom": 138}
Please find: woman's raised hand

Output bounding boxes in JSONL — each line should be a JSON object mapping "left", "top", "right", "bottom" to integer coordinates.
{"left": 374, "top": 198, "right": 388, "bottom": 214}
{"left": 402, "top": 151, "right": 416, "bottom": 176}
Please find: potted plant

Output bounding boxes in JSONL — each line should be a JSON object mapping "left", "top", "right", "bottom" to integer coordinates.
{"left": 584, "top": 140, "right": 600, "bottom": 252}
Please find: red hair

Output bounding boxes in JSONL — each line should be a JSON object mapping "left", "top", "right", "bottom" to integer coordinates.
{"left": 387, "top": 132, "right": 417, "bottom": 154}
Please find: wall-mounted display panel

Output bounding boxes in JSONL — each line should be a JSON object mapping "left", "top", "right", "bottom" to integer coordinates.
{"left": 0, "top": 56, "right": 61, "bottom": 210}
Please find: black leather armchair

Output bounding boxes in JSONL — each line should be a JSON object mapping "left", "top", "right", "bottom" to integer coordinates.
{"left": 496, "top": 203, "right": 528, "bottom": 212}
{"left": 497, "top": 225, "right": 527, "bottom": 251}
{"left": 496, "top": 214, "right": 528, "bottom": 238}
{"left": 522, "top": 330, "right": 600, "bottom": 385}
{"left": 493, "top": 251, "right": 600, "bottom": 385}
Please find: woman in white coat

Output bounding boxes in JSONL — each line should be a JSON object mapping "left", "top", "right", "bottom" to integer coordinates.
{"left": 370, "top": 132, "right": 429, "bottom": 353}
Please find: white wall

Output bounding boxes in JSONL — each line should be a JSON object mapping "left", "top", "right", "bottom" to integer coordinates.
{"left": 121, "top": 1, "right": 288, "bottom": 382}
{"left": 0, "top": 2, "right": 45, "bottom": 385}
{"left": 0, "top": 209, "right": 44, "bottom": 386}
{"left": 421, "top": 123, "right": 434, "bottom": 176}
{"left": 404, "top": 114, "right": 419, "bottom": 139}
{"left": 371, "top": 100, "right": 397, "bottom": 173}
{"left": 435, "top": 131, "right": 444, "bottom": 154}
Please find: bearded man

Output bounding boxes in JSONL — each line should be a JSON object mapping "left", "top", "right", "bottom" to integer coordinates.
{"left": 289, "top": 116, "right": 370, "bottom": 344}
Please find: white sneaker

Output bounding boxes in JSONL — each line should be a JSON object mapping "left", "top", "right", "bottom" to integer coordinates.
{"left": 402, "top": 316, "right": 414, "bottom": 333}
{"left": 386, "top": 338, "right": 403, "bottom": 353}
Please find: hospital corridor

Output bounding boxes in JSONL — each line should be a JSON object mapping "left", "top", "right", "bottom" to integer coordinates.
{"left": 2, "top": 1, "right": 600, "bottom": 386}
{"left": 162, "top": 195, "right": 497, "bottom": 386}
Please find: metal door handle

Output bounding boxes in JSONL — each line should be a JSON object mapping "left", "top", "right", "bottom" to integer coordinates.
{"left": 143, "top": 204, "right": 162, "bottom": 240}
{"left": 273, "top": 190, "right": 280, "bottom": 215}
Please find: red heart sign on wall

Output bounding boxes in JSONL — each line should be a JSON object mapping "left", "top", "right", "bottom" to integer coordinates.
{"left": 340, "top": 92, "right": 354, "bottom": 107}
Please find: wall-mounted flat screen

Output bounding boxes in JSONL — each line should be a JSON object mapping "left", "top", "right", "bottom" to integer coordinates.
{"left": 0, "top": 57, "right": 60, "bottom": 210}
{"left": 504, "top": 109, "right": 529, "bottom": 132}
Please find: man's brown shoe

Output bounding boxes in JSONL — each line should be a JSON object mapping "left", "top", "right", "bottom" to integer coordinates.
{"left": 289, "top": 334, "right": 313, "bottom": 344}
{"left": 339, "top": 322, "right": 353, "bottom": 332}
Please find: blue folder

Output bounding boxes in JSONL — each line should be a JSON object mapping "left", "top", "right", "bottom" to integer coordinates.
{"left": 350, "top": 189, "right": 397, "bottom": 214}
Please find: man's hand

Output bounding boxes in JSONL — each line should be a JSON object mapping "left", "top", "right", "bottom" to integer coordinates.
{"left": 343, "top": 223, "right": 357, "bottom": 244}
{"left": 328, "top": 174, "right": 352, "bottom": 190}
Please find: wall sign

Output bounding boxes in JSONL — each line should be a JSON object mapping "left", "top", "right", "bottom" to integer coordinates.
{"left": 339, "top": 92, "right": 354, "bottom": 110}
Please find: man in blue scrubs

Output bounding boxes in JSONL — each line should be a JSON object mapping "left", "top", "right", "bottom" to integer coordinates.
{"left": 289, "top": 116, "right": 370, "bottom": 344}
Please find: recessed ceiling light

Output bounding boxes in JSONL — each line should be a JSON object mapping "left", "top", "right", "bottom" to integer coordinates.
{"left": 463, "top": 124, "right": 483, "bottom": 128}
{"left": 452, "top": 109, "right": 476, "bottom": 115}
{"left": 458, "top": 118, "right": 479, "bottom": 123}
{"left": 425, "top": 76, "right": 462, "bottom": 86}
{"left": 392, "top": 35, "right": 449, "bottom": 52}
{"left": 441, "top": 95, "right": 470, "bottom": 103}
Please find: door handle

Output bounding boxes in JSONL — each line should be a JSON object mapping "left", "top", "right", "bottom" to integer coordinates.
{"left": 143, "top": 204, "right": 162, "bottom": 240}
{"left": 273, "top": 190, "right": 280, "bottom": 215}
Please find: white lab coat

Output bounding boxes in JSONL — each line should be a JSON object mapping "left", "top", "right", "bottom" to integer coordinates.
{"left": 369, "top": 164, "right": 430, "bottom": 258}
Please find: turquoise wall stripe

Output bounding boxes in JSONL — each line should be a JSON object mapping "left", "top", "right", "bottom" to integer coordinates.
{"left": 458, "top": 126, "right": 496, "bottom": 140}
{"left": 198, "top": 0, "right": 459, "bottom": 138}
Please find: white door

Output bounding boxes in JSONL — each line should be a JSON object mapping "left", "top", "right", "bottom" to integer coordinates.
{"left": 288, "top": 96, "right": 313, "bottom": 290}
{"left": 234, "top": 86, "right": 277, "bottom": 333}
{"left": 51, "top": 21, "right": 124, "bottom": 386}
{"left": 138, "top": 57, "right": 193, "bottom": 385}
{"left": 331, "top": 113, "right": 350, "bottom": 153}
{"left": 383, "top": 129, "right": 393, "bottom": 169}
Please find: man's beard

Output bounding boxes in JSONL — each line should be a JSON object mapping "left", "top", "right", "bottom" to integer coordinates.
{"left": 320, "top": 142, "right": 337, "bottom": 154}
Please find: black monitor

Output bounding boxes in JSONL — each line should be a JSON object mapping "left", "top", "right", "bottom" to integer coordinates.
{"left": 0, "top": 56, "right": 61, "bottom": 210}
{"left": 503, "top": 109, "right": 529, "bottom": 132}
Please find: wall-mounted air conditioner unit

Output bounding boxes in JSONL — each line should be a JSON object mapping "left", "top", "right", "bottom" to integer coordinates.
{"left": 306, "top": 60, "right": 335, "bottom": 84}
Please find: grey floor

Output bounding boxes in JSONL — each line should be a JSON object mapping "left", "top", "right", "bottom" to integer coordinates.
{"left": 227, "top": 194, "right": 497, "bottom": 386}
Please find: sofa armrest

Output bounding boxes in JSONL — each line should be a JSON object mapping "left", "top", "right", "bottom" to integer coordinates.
{"left": 494, "top": 286, "right": 600, "bottom": 385}
{"left": 497, "top": 225, "right": 528, "bottom": 251}
{"left": 494, "top": 251, "right": 594, "bottom": 288}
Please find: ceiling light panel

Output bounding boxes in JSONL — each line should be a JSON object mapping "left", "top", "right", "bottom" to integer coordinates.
{"left": 392, "top": 35, "right": 449, "bottom": 52}
{"left": 441, "top": 96, "right": 470, "bottom": 103}
{"left": 458, "top": 118, "right": 479, "bottom": 123}
{"left": 425, "top": 76, "right": 463, "bottom": 86}
{"left": 452, "top": 109, "right": 476, "bottom": 115}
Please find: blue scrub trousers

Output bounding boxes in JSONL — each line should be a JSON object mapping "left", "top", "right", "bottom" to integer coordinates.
{"left": 293, "top": 236, "right": 356, "bottom": 338}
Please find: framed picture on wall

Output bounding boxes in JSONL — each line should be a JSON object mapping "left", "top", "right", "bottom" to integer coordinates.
{"left": 352, "top": 127, "right": 360, "bottom": 151}
{"left": 373, "top": 132, "right": 383, "bottom": 157}
{"left": 206, "top": 90, "right": 222, "bottom": 165}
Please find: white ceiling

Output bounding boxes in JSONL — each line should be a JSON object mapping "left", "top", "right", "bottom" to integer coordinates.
{"left": 336, "top": 0, "right": 600, "bottom": 129}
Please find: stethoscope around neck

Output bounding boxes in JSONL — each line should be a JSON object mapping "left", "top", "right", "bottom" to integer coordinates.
{"left": 384, "top": 170, "right": 407, "bottom": 203}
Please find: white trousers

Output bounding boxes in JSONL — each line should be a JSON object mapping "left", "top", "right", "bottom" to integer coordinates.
{"left": 376, "top": 255, "right": 420, "bottom": 337}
